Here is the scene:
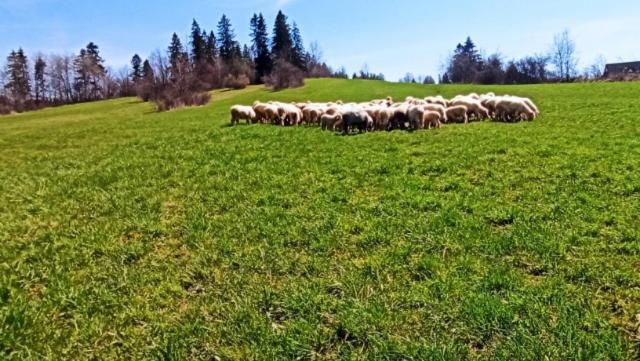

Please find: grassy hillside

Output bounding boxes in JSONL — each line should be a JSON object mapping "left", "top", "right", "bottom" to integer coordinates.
{"left": 1, "top": 79, "right": 639, "bottom": 360}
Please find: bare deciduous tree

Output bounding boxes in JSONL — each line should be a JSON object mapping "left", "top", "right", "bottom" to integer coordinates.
{"left": 550, "top": 29, "right": 578, "bottom": 82}
{"left": 48, "top": 54, "right": 75, "bottom": 103}
{"left": 586, "top": 55, "right": 606, "bottom": 80}
{"left": 150, "top": 50, "right": 169, "bottom": 87}
{"left": 308, "top": 41, "right": 323, "bottom": 65}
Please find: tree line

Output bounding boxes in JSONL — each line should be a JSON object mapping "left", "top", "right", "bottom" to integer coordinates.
{"left": 1, "top": 10, "right": 345, "bottom": 114}
{"left": 439, "top": 31, "right": 605, "bottom": 85}
{"left": 0, "top": 43, "right": 118, "bottom": 114}
{"left": 129, "top": 11, "right": 348, "bottom": 110}
{"left": 1, "top": 20, "right": 614, "bottom": 115}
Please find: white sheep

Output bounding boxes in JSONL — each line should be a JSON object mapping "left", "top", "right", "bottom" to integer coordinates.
{"left": 449, "top": 98, "right": 489, "bottom": 121}
{"left": 230, "top": 105, "right": 256, "bottom": 125}
{"left": 495, "top": 98, "right": 536, "bottom": 121}
{"left": 445, "top": 105, "right": 469, "bottom": 124}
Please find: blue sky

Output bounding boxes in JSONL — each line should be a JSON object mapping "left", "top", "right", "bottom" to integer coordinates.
{"left": 1, "top": 0, "right": 639, "bottom": 81}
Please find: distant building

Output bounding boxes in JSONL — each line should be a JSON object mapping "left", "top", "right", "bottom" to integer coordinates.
{"left": 603, "top": 61, "right": 640, "bottom": 77}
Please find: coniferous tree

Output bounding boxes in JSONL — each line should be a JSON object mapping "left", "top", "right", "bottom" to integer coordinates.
{"left": 190, "top": 19, "right": 206, "bottom": 64}
{"left": 34, "top": 55, "right": 47, "bottom": 104}
{"left": 242, "top": 45, "right": 252, "bottom": 60}
{"left": 142, "top": 59, "right": 154, "bottom": 80}
{"left": 73, "top": 49, "right": 90, "bottom": 100}
{"left": 131, "top": 54, "right": 142, "bottom": 83}
{"left": 5, "top": 49, "right": 31, "bottom": 101}
{"left": 168, "top": 33, "right": 185, "bottom": 68}
{"left": 232, "top": 44, "right": 242, "bottom": 59}
{"left": 462, "top": 37, "right": 482, "bottom": 64}
{"left": 271, "top": 11, "right": 293, "bottom": 63}
{"left": 168, "top": 33, "right": 187, "bottom": 79}
{"left": 250, "top": 13, "right": 272, "bottom": 81}
{"left": 445, "top": 36, "right": 484, "bottom": 83}
{"left": 217, "top": 14, "right": 238, "bottom": 61}
{"left": 291, "top": 22, "right": 307, "bottom": 71}
{"left": 204, "top": 31, "right": 217, "bottom": 64}
{"left": 74, "top": 42, "right": 106, "bottom": 101}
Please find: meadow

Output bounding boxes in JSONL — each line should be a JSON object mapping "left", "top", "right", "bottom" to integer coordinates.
{"left": 1, "top": 78, "right": 639, "bottom": 360}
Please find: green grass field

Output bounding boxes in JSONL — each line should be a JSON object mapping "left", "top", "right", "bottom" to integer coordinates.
{"left": 1, "top": 79, "right": 639, "bottom": 360}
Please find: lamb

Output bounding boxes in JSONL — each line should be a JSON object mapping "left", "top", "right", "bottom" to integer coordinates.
{"left": 422, "top": 111, "right": 442, "bottom": 129}
{"left": 445, "top": 105, "right": 469, "bottom": 124}
{"left": 423, "top": 104, "right": 447, "bottom": 123}
{"left": 320, "top": 113, "right": 342, "bottom": 131}
{"left": 230, "top": 105, "right": 256, "bottom": 125}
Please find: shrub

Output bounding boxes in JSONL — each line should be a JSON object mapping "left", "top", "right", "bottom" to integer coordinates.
{"left": 136, "top": 57, "right": 212, "bottom": 112}
{"left": 223, "top": 74, "right": 250, "bottom": 90}
{"left": 154, "top": 89, "right": 211, "bottom": 112}
{"left": 263, "top": 60, "right": 305, "bottom": 91}
{"left": 0, "top": 96, "right": 12, "bottom": 115}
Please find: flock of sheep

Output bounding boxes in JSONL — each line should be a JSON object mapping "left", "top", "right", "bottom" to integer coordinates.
{"left": 230, "top": 93, "right": 540, "bottom": 133}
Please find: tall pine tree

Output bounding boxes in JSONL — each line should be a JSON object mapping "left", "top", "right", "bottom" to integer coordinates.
{"left": 5, "top": 49, "right": 31, "bottom": 101}
{"left": 291, "top": 22, "right": 307, "bottom": 71}
{"left": 74, "top": 42, "right": 106, "bottom": 100}
{"left": 34, "top": 55, "right": 47, "bottom": 103}
{"left": 168, "top": 33, "right": 187, "bottom": 79}
{"left": 142, "top": 59, "right": 154, "bottom": 80}
{"left": 190, "top": 19, "right": 206, "bottom": 64}
{"left": 242, "top": 45, "right": 252, "bottom": 60}
{"left": 250, "top": 13, "right": 272, "bottom": 81}
{"left": 204, "top": 31, "right": 217, "bottom": 64}
{"left": 271, "top": 11, "right": 293, "bottom": 63}
{"left": 131, "top": 54, "right": 142, "bottom": 83}
{"left": 217, "top": 14, "right": 238, "bottom": 61}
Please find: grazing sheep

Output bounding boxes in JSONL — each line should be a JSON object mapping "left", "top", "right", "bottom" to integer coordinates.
{"left": 389, "top": 105, "right": 410, "bottom": 130}
{"left": 445, "top": 105, "right": 469, "bottom": 124}
{"left": 302, "top": 105, "right": 324, "bottom": 125}
{"left": 320, "top": 113, "right": 342, "bottom": 131}
{"left": 342, "top": 110, "right": 372, "bottom": 134}
{"left": 264, "top": 105, "right": 281, "bottom": 124}
{"left": 274, "top": 102, "right": 303, "bottom": 126}
{"left": 520, "top": 97, "right": 540, "bottom": 117}
{"left": 230, "top": 105, "right": 256, "bottom": 125}
{"left": 495, "top": 98, "right": 536, "bottom": 121}
{"left": 408, "top": 105, "right": 426, "bottom": 130}
{"left": 449, "top": 99, "right": 490, "bottom": 121}
{"left": 376, "top": 107, "right": 395, "bottom": 131}
{"left": 253, "top": 101, "right": 275, "bottom": 123}
{"left": 234, "top": 92, "right": 538, "bottom": 131}
{"left": 481, "top": 97, "right": 500, "bottom": 118}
